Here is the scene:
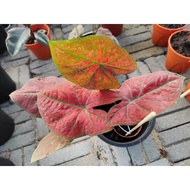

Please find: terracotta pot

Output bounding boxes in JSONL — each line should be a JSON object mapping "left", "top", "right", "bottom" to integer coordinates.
{"left": 165, "top": 30, "right": 190, "bottom": 73}
{"left": 25, "top": 24, "right": 51, "bottom": 60}
{"left": 101, "top": 24, "right": 123, "bottom": 36}
{"left": 152, "top": 24, "right": 187, "bottom": 47}
{"left": 98, "top": 119, "right": 155, "bottom": 147}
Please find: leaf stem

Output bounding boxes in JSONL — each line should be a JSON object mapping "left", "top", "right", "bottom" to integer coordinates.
{"left": 125, "top": 111, "right": 156, "bottom": 136}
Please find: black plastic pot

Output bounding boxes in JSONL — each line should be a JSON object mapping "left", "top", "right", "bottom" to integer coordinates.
{"left": 98, "top": 118, "right": 156, "bottom": 147}
{"left": 0, "top": 24, "right": 7, "bottom": 54}
{"left": 0, "top": 65, "right": 16, "bottom": 104}
{"left": 0, "top": 109, "right": 15, "bottom": 146}
{"left": 0, "top": 157, "right": 14, "bottom": 166}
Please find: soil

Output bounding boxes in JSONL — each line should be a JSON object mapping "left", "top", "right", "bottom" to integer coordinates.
{"left": 170, "top": 31, "right": 190, "bottom": 57}
{"left": 159, "top": 24, "right": 185, "bottom": 29}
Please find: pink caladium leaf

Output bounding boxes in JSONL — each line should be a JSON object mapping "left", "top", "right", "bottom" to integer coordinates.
{"left": 107, "top": 71, "right": 184, "bottom": 126}
{"left": 10, "top": 76, "right": 66, "bottom": 117}
{"left": 37, "top": 81, "right": 121, "bottom": 139}
{"left": 31, "top": 131, "right": 72, "bottom": 163}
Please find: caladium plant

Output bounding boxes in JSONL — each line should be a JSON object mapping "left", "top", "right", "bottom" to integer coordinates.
{"left": 8, "top": 29, "right": 185, "bottom": 162}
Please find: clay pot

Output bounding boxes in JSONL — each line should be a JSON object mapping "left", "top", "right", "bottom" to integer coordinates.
{"left": 25, "top": 24, "right": 51, "bottom": 60}
{"left": 152, "top": 24, "right": 187, "bottom": 47}
{"left": 165, "top": 30, "right": 190, "bottom": 73}
{"left": 101, "top": 24, "right": 123, "bottom": 36}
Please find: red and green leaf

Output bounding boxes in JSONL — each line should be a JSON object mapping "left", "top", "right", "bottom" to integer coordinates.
{"left": 107, "top": 71, "right": 184, "bottom": 126}
{"left": 9, "top": 76, "right": 66, "bottom": 117}
{"left": 37, "top": 80, "right": 121, "bottom": 139}
{"left": 49, "top": 36, "right": 137, "bottom": 90}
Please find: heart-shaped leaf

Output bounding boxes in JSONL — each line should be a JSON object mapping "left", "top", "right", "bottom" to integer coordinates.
{"left": 10, "top": 76, "right": 66, "bottom": 117}
{"left": 34, "top": 29, "right": 49, "bottom": 46}
{"left": 49, "top": 36, "right": 137, "bottom": 90}
{"left": 6, "top": 28, "right": 30, "bottom": 56}
{"left": 107, "top": 71, "right": 184, "bottom": 126}
{"left": 38, "top": 80, "right": 121, "bottom": 139}
{"left": 31, "top": 131, "right": 72, "bottom": 163}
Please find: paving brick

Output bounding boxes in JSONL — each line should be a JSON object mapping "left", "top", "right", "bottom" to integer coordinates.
{"left": 4, "top": 50, "right": 29, "bottom": 62}
{"left": 155, "top": 108, "right": 190, "bottom": 132}
{"left": 115, "top": 74, "right": 127, "bottom": 85}
{"left": 110, "top": 146, "right": 132, "bottom": 166}
{"left": 38, "top": 69, "right": 62, "bottom": 78}
{"left": 38, "top": 138, "right": 94, "bottom": 166}
{"left": 119, "top": 25, "right": 148, "bottom": 40}
{"left": 30, "top": 62, "right": 57, "bottom": 75}
{"left": 23, "top": 144, "right": 38, "bottom": 166}
{"left": 123, "top": 24, "right": 141, "bottom": 31}
{"left": 158, "top": 123, "right": 190, "bottom": 147}
{"left": 142, "top": 134, "right": 161, "bottom": 162}
{"left": 14, "top": 120, "right": 35, "bottom": 136}
{"left": 60, "top": 153, "right": 99, "bottom": 166}
{"left": 36, "top": 118, "right": 49, "bottom": 140}
{"left": 131, "top": 47, "right": 164, "bottom": 61}
{"left": 136, "top": 61, "right": 151, "bottom": 75}
{"left": 124, "top": 39, "right": 154, "bottom": 54}
{"left": 10, "top": 149, "right": 23, "bottom": 166}
{"left": 10, "top": 57, "right": 29, "bottom": 67}
{"left": 144, "top": 56, "right": 166, "bottom": 72}
{"left": 120, "top": 32, "right": 152, "bottom": 47}
{"left": 127, "top": 144, "right": 147, "bottom": 166}
{"left": 165, "top": 140, "right": 190, "bottom": 163}
{"left": 174, "top": 158, "right": 190, "bottom": 166}
{"left": 53, "top": 28, "right": 65, "bottom": 40}
{"left": 14, "top": 110, "right": 32, "bottom": 124}
{"left": 19, "top": 64, "right": 30, "bottom": 88}
{"left": 146, "top": 158, "right": 171, "bottom": 166}
{"left": 0, "top": 131, "right": 35, "bottom": 152}
{"left": 92, "top": 136, "right": 116, "bottom": 166}
{"left": 29, "top": 59, "right": 53, "bottom": 70}
{"left": 1, "top": 103, "right": 22, "bottom": 114}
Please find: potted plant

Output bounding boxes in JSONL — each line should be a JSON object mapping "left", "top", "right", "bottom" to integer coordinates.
{"left": 152, "top": 24, "right": 187, "bottom": 46}
{"left": 165, "top": 30, "right": 190, "bottom": 73}
{"left": 5, "top": 24, "right": 51, "bottom": 60}
{"left": 9, "top": 30, "right": 186, "bottom": 162}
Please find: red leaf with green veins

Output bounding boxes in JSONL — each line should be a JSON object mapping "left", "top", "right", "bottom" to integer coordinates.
{"left": 107, "top": 71, "right": 184, "bottom": 126}
{"left": 49, "top": 36, "right": 137, "bottom": 90}
{"left": 9, "top": 76, "right": 66, "bottom": 117}
{"left": 38, "top": 81, "right": 121, "bottom": 139}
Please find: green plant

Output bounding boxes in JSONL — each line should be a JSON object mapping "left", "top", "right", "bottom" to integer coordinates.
{"left": 9, "top": 28, "right": 186, "bottom": 162}
{"left": 5, "top": 24, "right": 49, "bottom": 56}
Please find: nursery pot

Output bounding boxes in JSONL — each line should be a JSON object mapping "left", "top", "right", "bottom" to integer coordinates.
{"left": 0, "top": 24, "right": 7, "bottom": 54}
{"left": 98, "top": 118, "right": 156, "bottom": 147}
{"left": 152, "top": 24, "right": 187, "bottom": 47}
{"left": 0, "top": 109, "right": 15, "bottom": 146}
{"left": 101, "top": 24, "right": 123, "bottom": 36}
{"left": 0, "top": 157, "right": 14, "bottom": 166}
{"left": 0, "top": 65, "right": 16, "bottom": 104}
{"left": 24, "top": 24, "right": 51, "bottom": 60}
{"left": 165, "top": 30, "right": 190, "bottom": 73}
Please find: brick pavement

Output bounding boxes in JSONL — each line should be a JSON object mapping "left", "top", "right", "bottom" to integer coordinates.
{"left": 1, "top": 24, "right": 190, "bottom": 166}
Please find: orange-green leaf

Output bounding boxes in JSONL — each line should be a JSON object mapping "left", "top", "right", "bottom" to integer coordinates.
{"left": 31, "top": 131, "right": 72, "bottom": 162}
{"left": 49, "top": 36, "right": 137, "bottom": 90}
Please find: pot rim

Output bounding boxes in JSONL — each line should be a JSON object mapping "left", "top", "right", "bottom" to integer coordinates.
{"left": 156, "top": 24, "right": 187, "bottom": 31}
{"left": 168, "top": 29, "right": 190, "bottom": 59}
